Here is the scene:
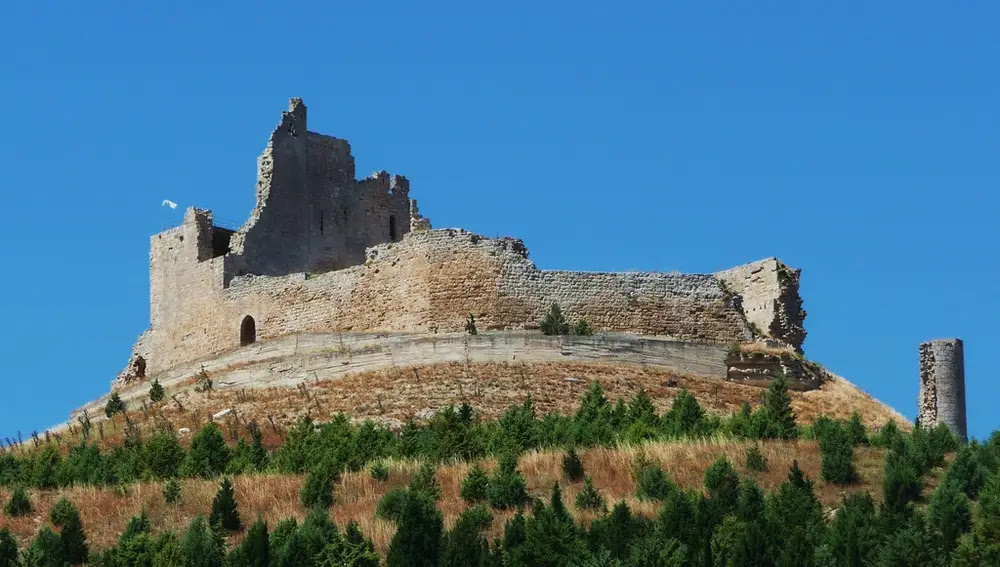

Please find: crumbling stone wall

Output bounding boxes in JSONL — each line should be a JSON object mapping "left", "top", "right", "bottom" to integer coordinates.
{"left": 118, "top": 99, "right": 807, "bottom": 384}
{"left": 715, "top": 258, "right": 807, "bottom": 352}
{"left": 918, "top": 339, "right": 967, "bottom": 440}
{"left": 124, "top": 228, "right": 759, "bottom": 379}
{"left": 725, "top": 348, "right": 826, "bottom": 390}
{"left": 224, "top": 98, "right": 412, "bottom": 281}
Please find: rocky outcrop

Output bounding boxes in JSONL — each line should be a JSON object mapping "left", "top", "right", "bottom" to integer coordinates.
{"left": 725, "top": 345, "right": 826, "bottom": 390}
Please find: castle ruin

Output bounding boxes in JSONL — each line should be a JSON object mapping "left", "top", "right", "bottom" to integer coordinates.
{"left": 918, "top": 338, "right": 968, "bottom": 440}
{"left": 117, "top": 99, "right": 808, "bottom": 384}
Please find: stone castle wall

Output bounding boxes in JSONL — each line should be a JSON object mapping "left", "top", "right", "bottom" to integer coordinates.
{"left": 118, "top": 99, "right": 806, "bottom": 383}
{"left": 127, "top": 228, "right": 764, "bottom": 378}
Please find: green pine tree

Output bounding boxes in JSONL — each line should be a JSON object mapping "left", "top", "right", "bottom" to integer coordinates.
{"left": 149, "top": 378, "right": 165, "bottom": 402}
{"left": 300, "top": 461, "right": 338, "bottom": 509}
{"left": 248, "top": 422, "right": 268, "bottom": 471}
{"left": 163, "top": 478, "right": 182, "bottom": 505}
{"left": 439, "top": 505, "right": 492, "bottom": 567}
{"left": 704, "top": 456, "right": 740, "bottom": 512}
{"left": 370, "top": 462, "right": 390, "bottom": 482}
{"left": 562, "top": 448, "right": 585, "bottom": 482}
{"left": 181, "top": 423, "right": 231, "bottom": 478}
{"left": 180, "top": 517, "right": 224, "bottom": 567}
{"left": 21, "top": 526, "right": 65, "bottom": 567}
{"left": 49, "top": 498, "right": 88, "bottom": 564}
{"left": 634, "top": 462, "right": 676, "bottom": 501}
{"left": 209, "top": 477, "right": 242, "bottom": 531}
{"left": 460, "top": 464, "right": 489, "bottom": 504}
{"left": 378, "top": 490, "right": 443, "bottom": 567}
{"left": 228, "top": 518, "right": 269, "bottom": 567}
{"left": 3, "top": 486, "right": 32, "bottom": 517}
{"left": 764, "top": 375, "right": 797, "bottom": 439}
{"left": 409, "top": 462, "right": 442, "bottom": 501}
{"left": 487, "top": 453, "right": 527, "bottom": 509}
{"left": 0, "top": 528, "right": 18, "bottom": 567}
{"left": 744, "top": 444, "right": 768, "bottom": 472}
{"left": 574, "top": 476, "right": 605, "bottom": 511}
{"left": 882, "top": 449, "right": 922, "bottom": 514}
{"left": 846, "top": 411, "right": 868, "bottom": 446}
{"left": 143, "top": 429, "right": 185, "bottom": 479}
{"left": 820, "top": 421, "right": 858, "bottom": 484}
{"left": 928, "top": 480, "right": 972, "bottom": 550}
{"left": 104, "top": 391, "right": 126, "bottom": 418}
{"left": 540, "top": 303, "right": 570, "bottom": 336}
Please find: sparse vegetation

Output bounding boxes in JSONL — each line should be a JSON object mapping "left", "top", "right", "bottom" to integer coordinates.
{"left": 194, "top": 367, "right": 213, "bottom": 393}
{"left": 465, "top": 313, "right": 478, "bottom": 335}
{"left": 370, "top": 462, "right": 390, "bottom": 482}
{"left": 574, "top": 318, "right": 592, "bottom": 336}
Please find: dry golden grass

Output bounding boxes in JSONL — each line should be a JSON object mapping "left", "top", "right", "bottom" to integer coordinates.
{"left": 0, "top": 438, "right": 921, "bottom": 556}
{"left": 734, "top": 342, "right": 800, "bottom": 358}
{"left": 59, "top": 362, "right": 908, "bottom": 451}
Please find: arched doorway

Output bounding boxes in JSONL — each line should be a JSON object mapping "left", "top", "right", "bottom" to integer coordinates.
{"left": 240, "top": 316, "right": 256, "bottom": 346}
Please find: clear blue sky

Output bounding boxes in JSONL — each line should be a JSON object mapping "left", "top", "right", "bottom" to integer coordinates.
{"left": 1, "top": 2, "right": 997, "bottom": 440}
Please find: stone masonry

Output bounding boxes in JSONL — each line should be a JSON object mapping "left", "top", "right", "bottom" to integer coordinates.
{"left": 715, "top": 259, "right": 807, "bottom": 353}
{"left": 918, "top": 339, "right": 967, "bottom": 440}
{"left": 117, "top": 99, "right": 808, "bottom": 383}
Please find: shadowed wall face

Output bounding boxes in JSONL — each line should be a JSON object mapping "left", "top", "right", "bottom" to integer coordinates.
{"left": 918, "top": 338, "right": 967, "bottom": 440}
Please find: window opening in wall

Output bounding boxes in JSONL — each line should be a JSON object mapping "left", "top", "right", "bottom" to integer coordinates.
{"left": 240, "top": 316, "right": 256, "bottom": 346}
{"left": 319, "top": 209, "right": 324, "bottom": 234}
{"left": 389, "top": 215, "right": 397, "bottom": 241}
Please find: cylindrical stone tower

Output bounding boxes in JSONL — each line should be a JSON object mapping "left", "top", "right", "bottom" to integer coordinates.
{"left": 918, "top": 338, "right": 967, "bottom": 440}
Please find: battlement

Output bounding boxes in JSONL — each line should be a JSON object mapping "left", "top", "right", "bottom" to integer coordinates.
{"left": 117, "top": 99, "right": 806, "bottom": 385}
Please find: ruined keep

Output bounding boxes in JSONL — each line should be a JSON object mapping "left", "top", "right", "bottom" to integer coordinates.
{"left": 117, "top": 99, "right": 808, "bottom": 384}
{"left": 918, "top": 338, "right": 968, "bottom": 440}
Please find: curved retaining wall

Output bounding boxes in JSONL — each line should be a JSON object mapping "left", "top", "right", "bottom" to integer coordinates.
{"left": 77, "top": 332, "right": 731, "bottom": 422}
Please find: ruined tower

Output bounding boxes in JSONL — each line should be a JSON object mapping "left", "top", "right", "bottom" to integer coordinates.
{"left": 918, "top": 338, "right": 967, "bottom": 440}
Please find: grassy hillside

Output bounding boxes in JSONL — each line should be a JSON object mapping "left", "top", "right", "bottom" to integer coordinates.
{"left": 0, "top": 439, "right": 904, "bottom": 554}
{"left": 4, "top": 363, "right": 975, "bottom": 567}
{"left": 59, "top": 361, "right": 908, "bottom": 452}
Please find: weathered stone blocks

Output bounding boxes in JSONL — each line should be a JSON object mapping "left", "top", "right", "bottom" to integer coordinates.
{"left": 918, "top": 338, "right": 967, "bottom": 440}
